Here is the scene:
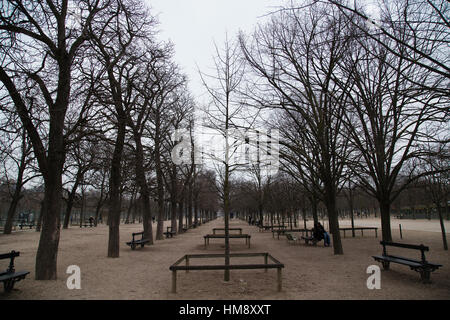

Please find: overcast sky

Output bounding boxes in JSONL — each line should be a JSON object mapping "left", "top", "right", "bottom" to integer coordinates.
{"left": 145, "top": 0, "right": 284, "bottom": 103}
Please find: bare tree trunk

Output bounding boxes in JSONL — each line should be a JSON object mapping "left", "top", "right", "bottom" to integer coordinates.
{"left": 3, "top": 130, "right": 28, "bottom": 234}
{"left": 187, "top": 182, "right": 193, "bottom": 227}
{"left": 3, "top": 187, "right": 23, "bottom": 235}
{"left": 437, "top": 204, "right": 448, "bottom": 250}
{"left": 36, "top": 171, "right": 63, "bottom": 279}
{"left": 125, "top": 187, "right": 136, "bottom": 224}
{"left": 310, "top": 196, "right": 319, "bottom": 225}
{"left": 325, "top": 186, "right": 343, "bottom": 254}
{"left": 178, "top": 199, "right": 184, "bottom": 233}
{"left": 379, "top": 199, "right": 393, "bottom": 242}
{"left": 223, "top": 164, "right": 230, "bottom": 281}
{"left": 107, "top": 114, "right": 126, "bottom": 258}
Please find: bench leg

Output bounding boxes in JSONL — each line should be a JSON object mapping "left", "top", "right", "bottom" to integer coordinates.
{"left": 277, "top": 268, "right": 282, "bottom": 292}
{"left": 186, "top": 257, "right": 189, "bottom": 274}
{"left": 419, "top": 270, "right": 431, "bottom": 283}
{"left": 171, "top": 271, "right": 177, "bottom": 293}
{"left": 382, "top": 261, "right": 390, "bottom": 270}
{"left": 3, "top": 279, "right": 15, "bottom": 293}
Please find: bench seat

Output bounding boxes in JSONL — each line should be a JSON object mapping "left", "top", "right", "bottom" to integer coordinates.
{"left": 0, "top": 270, "right": 30, "bottom": 282}
{"left": 301, "top": 236, "right": 317, "bottom": 245}
{"left": 126, "top": 239, "right": 150, "bottom": 245}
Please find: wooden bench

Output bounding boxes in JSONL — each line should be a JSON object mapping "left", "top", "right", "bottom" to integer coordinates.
{"left": 203, "top": 234, "right": 251, "bottom": 248}
{"left": 258, "top": 225, "right": 286, "bottom": 232}
{"left": 80, "top": 221, "right": 94, "bottom": 228}
{"left": 372, "top": 241, "right": 443, "bottom": 283}
{"left": 126, "top": 232, "right": 150, "bottom": 250}
{"left": 273, "top": 228, "right": 311, "bottom": 239}
{"left": 164, "top": 227, "right": 176, "bottom": 238}
{"left": 169, "top": 253, "right": 284, "bottom": 293}
{"left": 18, "top": 223, "right": 35, "bottom": 230}
{"left": 212, "top": 228, "right": 242, "bottom": 235}
{"left": 340, "top": 227, "right": 378, "bottom": 238}
{"left": 0, "top": 251, "right": 29, "bottom": 293}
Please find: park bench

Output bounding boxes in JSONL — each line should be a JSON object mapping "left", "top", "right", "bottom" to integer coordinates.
{"left": 164, "top": 226, "right": 176, "bottom": 238}
{"left": 285, "top": 233, "right": 300, "bottom": 245}
{"left": 372, "top": 241, "right": 443, "bottom": 283}
{"left": 18, "top": 223, "right": 34, "bottom": 230}
{"left": 80, "top": 220, "right": 94, "bottom": 228}
{"left": 212, "top": 228, "right": 242, "bottom": 235}
{"left": 258, "top": 225, "right": 286, "bottom": 232}
{"left": 273, "top": 228, "right": 311, "bottom": 239}
{"left": 340, "top": 227, "right": 378, "bottom": 238}
{"left": 169, "top": 253, "right": 284, "bottom": 293}
{"left": 203, "top": 234, "right": 251, "bottom": 248}
{"left": 126, "top": 231, "right": 150, "bottom": 250}
{"left": 0, "top": 251, "right": 30, "bottom": 293}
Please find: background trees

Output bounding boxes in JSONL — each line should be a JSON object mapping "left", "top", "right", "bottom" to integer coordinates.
{"left": 0, "top": 0, "right": 447, "bottom": 281}
{"left": 240, "top": 3, "right": 355, "bottom": 254}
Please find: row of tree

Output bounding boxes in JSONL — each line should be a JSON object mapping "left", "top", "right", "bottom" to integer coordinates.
{"left": 0, "top": 0, "right": 219, "bottom": 280}
{"left": 197, "top": 0, "right": 448, "bottom": 258}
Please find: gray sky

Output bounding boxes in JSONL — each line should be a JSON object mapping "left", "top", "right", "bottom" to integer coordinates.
{"left": 145, "top": 0, "right": 284, "bottom": 103}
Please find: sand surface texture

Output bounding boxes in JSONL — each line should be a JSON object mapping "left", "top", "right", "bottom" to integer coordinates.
{"left": 1, "top": 218, "right": 449, "bottom": 300}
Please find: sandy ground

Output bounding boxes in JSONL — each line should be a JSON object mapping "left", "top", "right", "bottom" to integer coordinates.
{"left": 0, "top": 217, "right": 449, "bottom": 300}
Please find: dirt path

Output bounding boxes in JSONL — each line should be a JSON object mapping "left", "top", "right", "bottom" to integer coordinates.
{"left": 1, "top": 218, "right": 449, "bottom": 300}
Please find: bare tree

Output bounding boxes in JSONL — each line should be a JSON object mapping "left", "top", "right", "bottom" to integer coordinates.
{"left": 0, "top": 0, "right": 109, "bottom": 279}
{"left": 1, "top": 126, "right": 38, "bottom": 234}
{"left": 87, "top": 0, "right": 156, "bottom": 257}
{"left": 240, "top": 3, "right": 354, "bottom": 254}
{"left": 418, "top": 142, "right": 449, "bottom": 250}
{"left": 336, "top": 15, "right": 447, "bottom": 241}
{"left": 199, "top": 35, "right": 251, "bottom": 280}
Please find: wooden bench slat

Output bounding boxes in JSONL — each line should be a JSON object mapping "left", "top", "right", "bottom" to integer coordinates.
{"left": 0, "top": 271, "right": 30, "bottom": 282}
{"left": 0, "top": 251, "right": 20, "bottom": 260}
{"left": 372, "top": 255, "right": 422, "bottom": 268}
{"left": 380, "top": 241, "right": 428, "bottom": 251}
{"left": 170, "top": 264, "right": 283, "bottom": 271}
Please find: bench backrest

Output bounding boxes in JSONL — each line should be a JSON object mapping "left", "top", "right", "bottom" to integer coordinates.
{"left": 380, "top": 241, "right": 429, "bottom": 262}
{"left": 0, "top": 251, "right": 20, "bottom": 273}
{"left": 132, "top": 232, "right": 145, "bottom": 241}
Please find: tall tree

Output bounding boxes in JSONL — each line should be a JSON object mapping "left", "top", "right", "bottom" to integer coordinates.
{"left": 240, "top": 3, "right": 354, "bottom": 254}
{"left": 0, "top": 0, "right": 109, "bottom": 279}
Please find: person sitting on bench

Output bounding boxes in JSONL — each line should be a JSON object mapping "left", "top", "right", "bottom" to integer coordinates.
{"left": 313, "top": 222, "right": 331, "bottom": 247}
